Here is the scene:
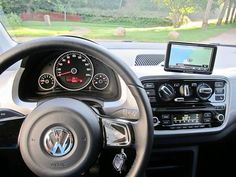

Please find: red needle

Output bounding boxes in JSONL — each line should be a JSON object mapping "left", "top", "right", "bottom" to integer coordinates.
{"left": 58, "top": 71, "right": 71, "bottom": 76}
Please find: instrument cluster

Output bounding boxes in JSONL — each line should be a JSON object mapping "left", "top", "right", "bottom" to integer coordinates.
{"left": 18, "top": 50, "right": 119, "bottom": 101}
{"left": 38, "top": 51, "right": 110, "bottom": 92}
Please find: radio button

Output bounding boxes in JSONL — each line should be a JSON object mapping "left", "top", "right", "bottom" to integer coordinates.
{"left": 215, "top": 114, "right": 224, "bottom": 122}
{"left": 204, "top": 112, "right": 212, "bottom": 118}
{"left": 153, "top": 117, "right": 160, "bottom": 126}
{"left": 162, "top": 119, "right": 171, "bottom": 125}
{"left": 144, "top": 83, "right": 155, "bottom": 89}
{"left": 162, "top": 114, "right": 170, "bottom": 119}
{"left": 203, "top": 118, "right": 211, "bottom": 123}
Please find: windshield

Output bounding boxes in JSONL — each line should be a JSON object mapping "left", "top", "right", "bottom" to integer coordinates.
{"left": 0, "top": 0, "right": 235, "bottom": 44}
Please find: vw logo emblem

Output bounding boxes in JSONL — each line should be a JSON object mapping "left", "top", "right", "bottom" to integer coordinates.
{"left": 43, "top": 126, "right": 74, "bottom": 157}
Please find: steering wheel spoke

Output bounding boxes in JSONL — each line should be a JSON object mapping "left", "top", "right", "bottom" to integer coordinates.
{"left": 101, "top": 117, "right": 136, "bottom": 148}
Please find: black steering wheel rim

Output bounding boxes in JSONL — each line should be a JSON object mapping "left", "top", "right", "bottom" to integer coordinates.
{"left": 0, "top": 36, "right": 153, "bottom": 177}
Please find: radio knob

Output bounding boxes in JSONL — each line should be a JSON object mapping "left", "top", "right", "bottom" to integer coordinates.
{"left": 197, "top": 83, "right": 213, "bottom": 100}
{"left": 158, "top": 84, "right": 175, "bottom": 101}
{"left": 153, "top": 117, "right": 160, "bottom": 127}
{"left": 215, "top": 114, "right": 225, "bottom": 122}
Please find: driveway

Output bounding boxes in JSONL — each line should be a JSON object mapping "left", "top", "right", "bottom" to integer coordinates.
{"left": 205, "top": 27, "right": 236, "bottom": 45}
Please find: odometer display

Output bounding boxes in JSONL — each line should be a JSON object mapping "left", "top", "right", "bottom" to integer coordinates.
{"left": 54, "top": 51, "right": 94, "bottom": 91}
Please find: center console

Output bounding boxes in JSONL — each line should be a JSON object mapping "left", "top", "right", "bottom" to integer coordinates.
{"left": 141, "top": 78, "right": 227, "bottom": 131}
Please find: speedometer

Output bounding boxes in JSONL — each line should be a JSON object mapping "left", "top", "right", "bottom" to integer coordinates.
{"left": 54, "top": 51, "right": 94, "bottom": 91}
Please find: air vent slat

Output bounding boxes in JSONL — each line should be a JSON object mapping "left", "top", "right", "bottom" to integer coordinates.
{"left": 135, "top": 54, "right": 164, "bottom": 66}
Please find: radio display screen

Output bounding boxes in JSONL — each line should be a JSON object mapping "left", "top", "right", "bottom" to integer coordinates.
{"left": 172, "top": 113, "right": 202, "bottom": 125}
{"left": 165, "top": 42, "right": 217, "bottom": 74}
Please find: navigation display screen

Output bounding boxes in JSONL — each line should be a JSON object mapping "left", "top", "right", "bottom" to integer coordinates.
{"left": 165, "top": 42, "right": 217, "bottom": 74}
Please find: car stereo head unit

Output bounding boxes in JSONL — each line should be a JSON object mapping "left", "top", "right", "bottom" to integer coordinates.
{"left": 164, "top": 41, "right": 217, "bottom": 74}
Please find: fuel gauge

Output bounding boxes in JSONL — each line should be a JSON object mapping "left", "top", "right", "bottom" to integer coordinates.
{"left": 92, "top": 73, "right": 109, "bottom": 90}
{"left": 38, "top": 73, "right": 55, "bottom": 91}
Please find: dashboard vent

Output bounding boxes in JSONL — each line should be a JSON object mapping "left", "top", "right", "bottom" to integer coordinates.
{"left": 135, "top": 54, "right": 165, "bottom": 66}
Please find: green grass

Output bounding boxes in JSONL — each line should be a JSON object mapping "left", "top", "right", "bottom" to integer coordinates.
{"left": 7, "top": 20, "right": 236, "bottom": 42}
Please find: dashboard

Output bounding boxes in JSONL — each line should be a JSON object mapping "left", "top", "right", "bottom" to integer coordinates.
{"left": 1, "top": 41, "right": 236, "bottom": 144}
{"left": 17, "top": 50, "right": 120, "bottom": 102}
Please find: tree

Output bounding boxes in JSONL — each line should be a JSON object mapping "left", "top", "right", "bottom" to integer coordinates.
{"left": 0, "top": 0, "right": 55, "bottom": 14}
{"left": 230, "top": 0, "right": 236, "bottom": 23}
{"left": 202, "top": 0, "right": 213, "bottom": 29}
{"left": 153, "top": 0, "right": 197, "bottom": 28}
{"left": 225, "top": 0, "right": 233, "bottom": 23}
{"left": 217, "top": 0, "right": 230, "bottom": 25}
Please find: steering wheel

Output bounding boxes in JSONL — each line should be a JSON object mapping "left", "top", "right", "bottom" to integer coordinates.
{"left": 0, "top": 37, "right": 153, "bottom": 177}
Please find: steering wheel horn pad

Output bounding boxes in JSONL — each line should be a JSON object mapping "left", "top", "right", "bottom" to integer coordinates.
{"left": 19, "top": 98, "right": 102, "bottom": 177}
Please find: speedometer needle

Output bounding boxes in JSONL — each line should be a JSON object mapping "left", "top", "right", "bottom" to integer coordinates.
{"left": 58, "top": 71, "right": 71, "bottom": 76}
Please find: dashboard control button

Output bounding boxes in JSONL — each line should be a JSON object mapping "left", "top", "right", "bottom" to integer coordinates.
{"left": 204, "top": 112, "right": 212, "bottom": 118}
{"left": 197, "top": 83, "right": 213, "bottom": 100}
{"left": 215, "top": 88, "right": 224, "bottom": 94}
{"left": 174, "top": 97, "right": 185, "bottom": 102}
{"left": 215, "top": 114, "right": 225, "bottom": 122}
{"left": 146, "top": 89, "right": 156, "bottom": 96}
{"left": 143, "top": 83, "right": 155, "bottom": 89}
{"left": 162, "top": 114, "right": 170, "bottom": 119}
{"left": 215, "top": 82, "right": 224, "bottom": 88}
{"left": 153, "top": 117, "right": 160, "bottom": 126}
{"left": 215, "top": 95, "right": 224, "bottom": 101}
{"left": 162, "top": 119, "right": 171, "bottom": 125}
{"left": 158, "top": 84, "right": 175, "bottom": 101}
{"left": 203, "top": 118, "right": 211, "bottom": 123}
{"left": 179, "top": 84, "right": 192, "bottom": 97}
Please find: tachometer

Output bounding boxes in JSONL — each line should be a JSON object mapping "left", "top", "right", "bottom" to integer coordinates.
{"left": 54, "top": 51, "right": 94, "bottom": 91}
{"left": 38, "top": 73, "right": 55, "bottom": 91}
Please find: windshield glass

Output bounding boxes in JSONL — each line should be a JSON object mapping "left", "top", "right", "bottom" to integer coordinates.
{"left": 0, "top": 0, "right": 235, "bottom": 44}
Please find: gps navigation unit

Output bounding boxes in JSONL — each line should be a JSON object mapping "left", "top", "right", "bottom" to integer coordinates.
{"left": 164, "top": 42, "right": 217, "bottom": 74}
